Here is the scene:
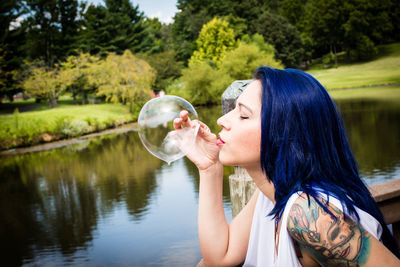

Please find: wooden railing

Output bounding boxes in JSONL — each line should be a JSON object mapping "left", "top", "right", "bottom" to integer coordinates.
{"left": 370, "top": 179, "right": 400, "bottom": 242}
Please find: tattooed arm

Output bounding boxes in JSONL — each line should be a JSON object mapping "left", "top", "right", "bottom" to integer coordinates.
{"left": 287, "top": 194, "right": 400, "bottom": 267}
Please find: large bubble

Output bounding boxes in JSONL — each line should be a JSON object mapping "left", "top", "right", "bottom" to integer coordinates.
{"left": 138, "top": 95, "right": 199, "bottom": 165}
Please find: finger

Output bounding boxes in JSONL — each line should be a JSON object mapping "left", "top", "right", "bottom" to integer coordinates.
{"left": 173, "top": 118, "right": 183, "bottom": 129}
{"left": 198, "top": 121, "right": 211, "bottom": 133}
{"left": 180, "top": 110, "right": 191, "bottom": 128}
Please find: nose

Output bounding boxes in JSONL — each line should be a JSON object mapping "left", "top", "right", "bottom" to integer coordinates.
{"left": 217, "top": 112, "right": 231, "bottom": 130}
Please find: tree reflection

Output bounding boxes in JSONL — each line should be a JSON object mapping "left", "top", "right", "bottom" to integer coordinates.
{"left": 0, "top": 131, "right": 161, "bottom": 265}
{"left": 336, "top": 99, "right": 400, "bottom": 181}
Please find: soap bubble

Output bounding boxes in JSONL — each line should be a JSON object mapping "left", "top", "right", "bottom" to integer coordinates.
{"left": 138, "top": 95, "right": 200, "bottom": 165}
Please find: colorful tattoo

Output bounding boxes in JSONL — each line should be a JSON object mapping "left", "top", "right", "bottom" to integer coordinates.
{"left": 287, "top": 195, "right": 371, "bottom": 266}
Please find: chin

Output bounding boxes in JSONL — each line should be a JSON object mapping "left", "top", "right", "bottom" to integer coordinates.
{"left": 218, "top": 153, "right": 236, "bottom": 166}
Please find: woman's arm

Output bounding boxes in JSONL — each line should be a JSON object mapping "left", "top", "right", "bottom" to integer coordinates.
{"left": 287, "top": 194, "right": 400, "bottom": 266}
{"left": 198, "top": 164, "right": 259, "bottom": 266}
{"left": 173, "top": 111, "right": 258, "bottom": 266}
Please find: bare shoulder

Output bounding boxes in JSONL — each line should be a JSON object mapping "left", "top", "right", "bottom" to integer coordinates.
{"left": 286, "top": 193, "right": 381, "bottom": 266}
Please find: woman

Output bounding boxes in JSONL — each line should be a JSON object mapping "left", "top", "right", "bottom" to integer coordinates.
{"left": 174, "top": 67, "right": 400, "bottom": 266}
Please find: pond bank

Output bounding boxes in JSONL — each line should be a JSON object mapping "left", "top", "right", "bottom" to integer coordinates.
{"left": 0, "top": 122, "right": 138, "bottom": 156}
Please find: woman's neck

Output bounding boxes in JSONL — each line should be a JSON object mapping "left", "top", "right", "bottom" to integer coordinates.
{"left": 245, "top": 166, "right": 275, "bottom": 204}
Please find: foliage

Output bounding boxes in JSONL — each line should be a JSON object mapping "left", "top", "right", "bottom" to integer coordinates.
{"left": 0, "top": 0, "right": 27, "bottom": 100}
{"left": 179, "top": 61, "right": 227, "bottom": 105}
{"left": 25, "top": 0, "right": 81, "bottom": 66}
{"left": 189, "top": 17, "right": 236, "bottom": 66}
{"left": 60, "top": 53, "right": 99, "bottom": 104}
{"left": 241, "top": 34, "right": 276, "bottom": 55}
{"left": 87, "top": 50, "right": 155, "bottom": 111}
{"left": 138, "top": 50, "right": 183, "bottom": 91}
{"left": 179, "top": 41, "right": 282, "bottom": 105}
{"left": 219, "top": 41, "right": 283, "bottom": 80}
{"left": 80, "top": 0, "right": 154, "bottom": 56}
{"left": 252, "top": 11, "right": 304, "bottom": 68}
{"left": 22, "top": 63, "right": 73, "bottom": 107}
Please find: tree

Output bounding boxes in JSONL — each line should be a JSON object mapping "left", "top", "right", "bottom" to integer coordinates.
{"left": 25, "top": 0, "right": 80, "bottom": 66}
{"left": 189, "top": 17, "right": 235, "bottom": 66}
{"left": 179, "top": 41, "right": 282, "bottom": 105}
{"left": 80, "top": 0, "right": 153, "bottom": 56}
{"left": 278, "top": 0, "right": 307, "bottom": 27}
{"left": 23, "top": 63, "right": 72, "bottom": 107}
{"left": 60, "top": 53, "right": 99, "bottom": 104}
{"left": 58, "top": 0, "right": 80, "bottom": 56}
{"left": 0, "top": 0, "right": 27, "bottom": 100}
{"left": 87, "top": 50, "right": 155, "bottom": 112}
{"left": 220, "top": 41, "right": 282, "bottom": 80}
{"left": 252, "top": 11, "right": 304, "bottom": 67}
{"left": 138, "top": 50, "right": 183, "bottom": 91}
{"left": 171, "top": 0, "right": 233, "bottom": 62}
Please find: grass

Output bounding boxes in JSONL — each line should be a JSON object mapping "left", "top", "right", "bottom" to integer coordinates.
{"left": 0, "top": 103, "right": 133, "bottom": 150}
{"left": 307, "top": 43, "right": 400, "bottom": 89}
{"left": 328, "top": 86, "right": 400, "bottom": 101}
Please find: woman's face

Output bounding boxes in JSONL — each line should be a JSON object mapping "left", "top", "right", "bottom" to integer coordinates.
{"left": 217, "top": 80, "right": 262, "bottom": 169}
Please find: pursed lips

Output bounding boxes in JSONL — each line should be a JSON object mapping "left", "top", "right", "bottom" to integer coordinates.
{"left": 216, "top": 134, "right": 225, "bottom": 146}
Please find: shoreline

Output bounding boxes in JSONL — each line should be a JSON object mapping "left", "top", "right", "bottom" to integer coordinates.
{"left": 0, "top": 122, "right": 138, "bottom": 156}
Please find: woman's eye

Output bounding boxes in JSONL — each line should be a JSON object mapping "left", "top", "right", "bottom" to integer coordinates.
{"left": 240, "top": 116, "right": 249, "bottom": 120}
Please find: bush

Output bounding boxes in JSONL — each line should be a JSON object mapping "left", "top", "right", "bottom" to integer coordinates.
{"left": 59, "top": 119, "right": 90, "bottom": 137}
{"left": 179, "top": 42, "right": 282, "bottom": 105}
{"left": 220, "top": 42, "right": 283, "bottom": 80}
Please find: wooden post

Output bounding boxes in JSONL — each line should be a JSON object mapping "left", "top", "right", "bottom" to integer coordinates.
{"left": 221, "top": 80, "right": 256, "bottom": 218}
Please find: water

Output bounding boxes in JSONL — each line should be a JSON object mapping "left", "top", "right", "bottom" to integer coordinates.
{"left": 0, "top": 99, "right": 400, "bottom": 266}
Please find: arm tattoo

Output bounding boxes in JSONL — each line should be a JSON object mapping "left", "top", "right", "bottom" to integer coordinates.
{"left": 287, "top": 195, "right": 371, "bottom": 266}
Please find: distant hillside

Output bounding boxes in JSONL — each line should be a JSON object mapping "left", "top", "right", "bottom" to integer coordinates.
{"left": 307, "top": 43, "right": 400, "bottom": 89}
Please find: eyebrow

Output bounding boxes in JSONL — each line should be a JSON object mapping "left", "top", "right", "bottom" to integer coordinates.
{"left": 238, "top": 102, "right": 253, "bottom": 114}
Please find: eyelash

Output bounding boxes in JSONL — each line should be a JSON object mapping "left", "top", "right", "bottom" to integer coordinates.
{"left": 240, "top": 116, "right": 249, "bottom": 120}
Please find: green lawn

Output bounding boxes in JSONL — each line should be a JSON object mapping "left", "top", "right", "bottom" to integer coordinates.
{"left": 308, "top": 43, "right": 400, "bottom": 89}
{"left": 0, "top": 103, "right": 133, "bottom": 150}
{"left": 329, "top": 86, "right": 400, "bottom": 101}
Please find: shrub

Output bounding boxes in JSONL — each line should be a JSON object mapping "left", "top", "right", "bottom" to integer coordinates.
{"left": 59, "top": 119, "right": 90, "bottom": 137}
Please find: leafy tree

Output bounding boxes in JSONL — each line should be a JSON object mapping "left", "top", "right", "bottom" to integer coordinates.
{"left": 0, "top": 0, "right": 27, "bottom": 100}
{"left": 171, "top": 0, "right": 233, "bottom": 62}
{"left": 87, "top": 50, "right": 155, "bottom": 113}
{"left": 138, "top": 50, "right": 183, "bottom": 91}
{"left": 171, "top": 8, "right": 211, "bottom": 62}
{"left": 189, "top": 17, "right": 235, "bottom": 66}
{"left": 23, "top": 63, "right": 72, "bottom": 107}
{"left": 220, "top": 41, "right": 282, "bottom": 80}
{"left": 58, "top": 0, "right": 80, "bottom": 56}
{"left": 25, "top": 0, "right": 80, "bottom": 65}
{"left": 300, "top": 0, "right": 345, "bottom": 65}
{"left": 221, "top": 15, "right": 248, "bottom": 40}
{"left": 179, "top": 61, "right": 226, "bottom": 105}
{"left": 80, "top": 0, "right": 153, "bottom": 56}
{"left": 60, "top": 53, "right": 99, "bottom": 104}
{"left": 241, "top": 33, "right": 275, "bottom": 55}
{"left": 252, "top": 11, "right": 304, "bottom": 67}
{"left": 179, "top": 41, "right": 282, "bottom": 105}
{"left": 278, "top": 0, "right": 307, "bottom": 27}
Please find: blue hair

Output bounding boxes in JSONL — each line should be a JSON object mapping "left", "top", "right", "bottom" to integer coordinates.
{"left": 254, "top": 66, "right": 400, "bottom": 257}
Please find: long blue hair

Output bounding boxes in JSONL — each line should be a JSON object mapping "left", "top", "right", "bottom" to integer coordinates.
{"left": 254, "top": 66, "right": 400, "bottom": 257}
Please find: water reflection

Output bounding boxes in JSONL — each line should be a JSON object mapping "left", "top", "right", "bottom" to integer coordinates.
{"left": 0, "top": 133, "right": 161, "bottom": 266}
{"left": 0, "top": 98, "right": 399, "bottom": 266}
{"left": 335, "top": 99, "right": 400, "bottom": 185}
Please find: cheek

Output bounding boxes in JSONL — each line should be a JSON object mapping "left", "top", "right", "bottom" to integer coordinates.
{"left": 234, "top": 125, "right": 261, "bottom": 159}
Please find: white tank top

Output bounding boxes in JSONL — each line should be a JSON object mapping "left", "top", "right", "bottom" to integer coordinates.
{"left": 243, "top": 191, "right": 383, "bottom": 267}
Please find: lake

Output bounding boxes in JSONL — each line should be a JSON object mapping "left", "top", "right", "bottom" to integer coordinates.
{"left": 1, "top": 98, "right": 400, "bottom": 266}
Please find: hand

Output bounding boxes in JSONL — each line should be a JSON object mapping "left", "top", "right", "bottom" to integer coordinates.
{"left": 173, "top": 110, "right": 220, "bottom": 171}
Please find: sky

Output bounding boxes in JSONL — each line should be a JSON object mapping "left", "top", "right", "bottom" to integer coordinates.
{"left": 89, "top": 0, "right": 179, "bottom": 24}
